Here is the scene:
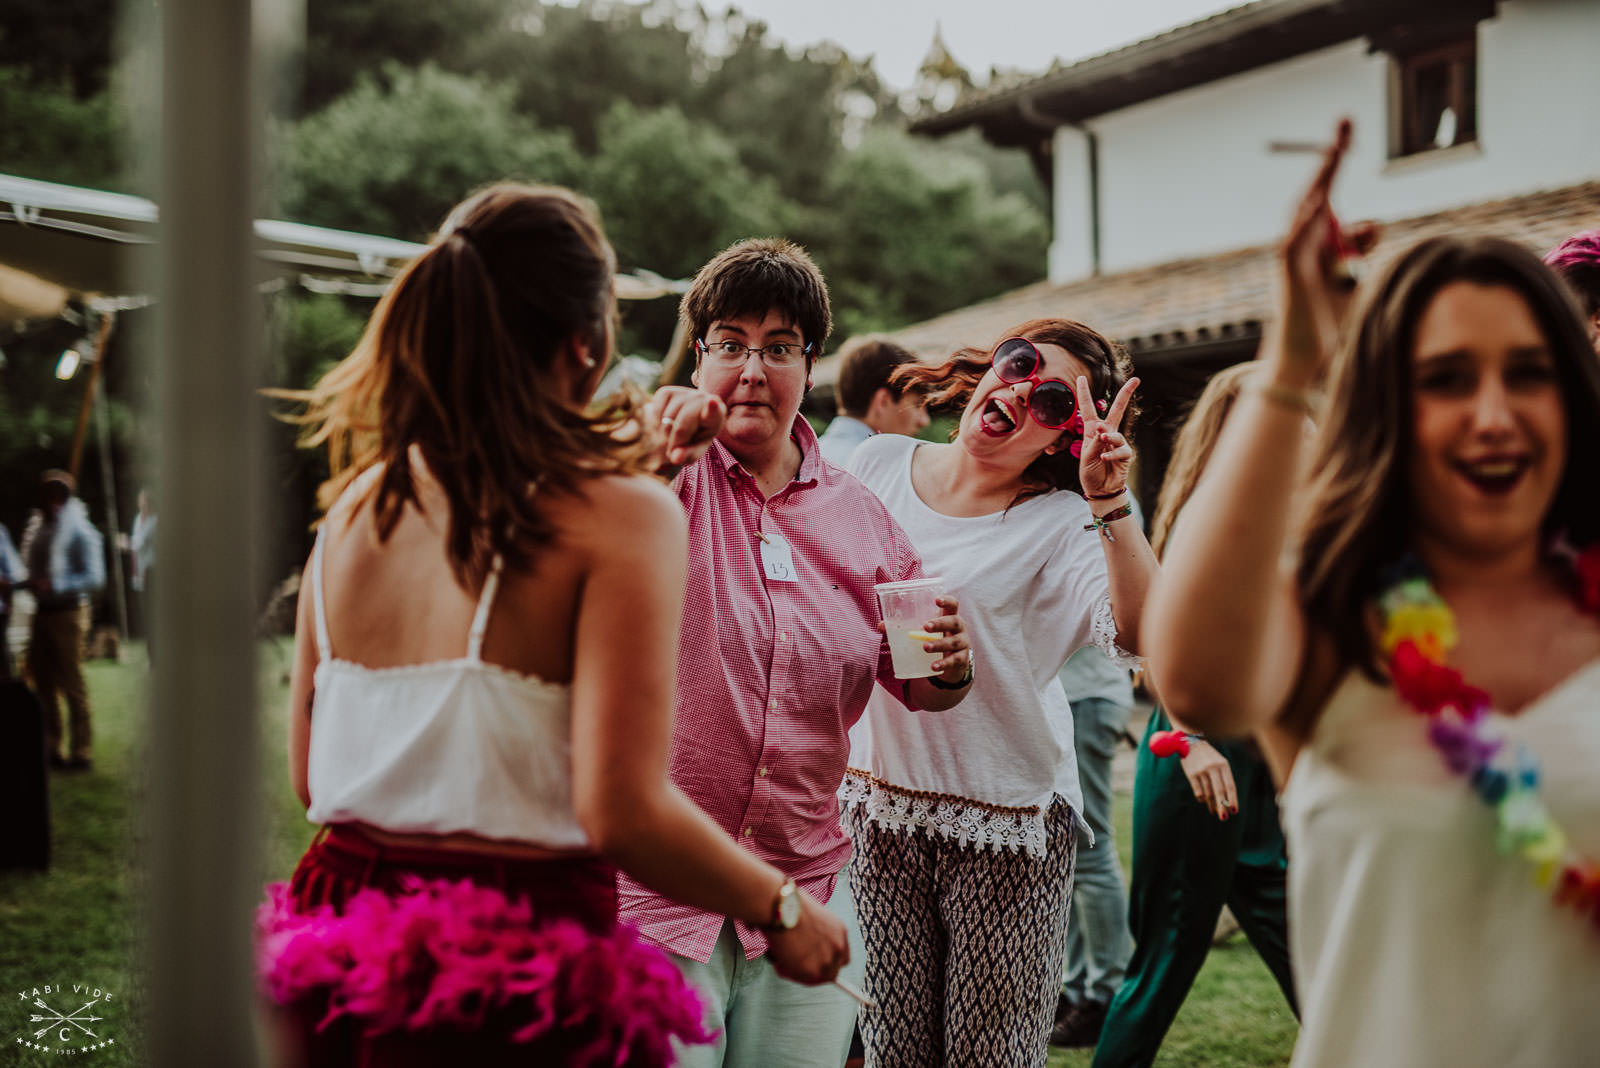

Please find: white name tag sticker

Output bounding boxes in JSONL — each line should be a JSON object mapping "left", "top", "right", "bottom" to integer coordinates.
{"left": 759, "top": 531, "right": 798, "bottom": 583}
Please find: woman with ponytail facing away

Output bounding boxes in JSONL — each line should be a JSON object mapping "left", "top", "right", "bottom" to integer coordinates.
{"left": 260, "top": 185, "right": 845, "bottom": 1067}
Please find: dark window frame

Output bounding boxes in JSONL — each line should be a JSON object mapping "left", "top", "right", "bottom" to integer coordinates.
{"left": 1389, "top": 31, "right": 1479, "bottom": 159}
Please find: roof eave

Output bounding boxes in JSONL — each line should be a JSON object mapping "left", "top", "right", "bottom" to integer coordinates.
{"left": 911, "top": 0, "right": 1488, "bottom": 145}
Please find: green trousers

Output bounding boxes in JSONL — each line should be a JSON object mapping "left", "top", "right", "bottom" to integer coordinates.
{"left": 1091, "top": 709, "right": 1297, "bottom": 1068}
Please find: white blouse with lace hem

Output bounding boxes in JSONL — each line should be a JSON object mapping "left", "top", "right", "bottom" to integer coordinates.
{"left": 1089, "top": 595, "right": 1141, "bottom": 670}
{"left": 843, "top": 434, "right": 1144, "bottom": 854}
{"left": 840, "top": 770, "right": 1049, "bottom": 858}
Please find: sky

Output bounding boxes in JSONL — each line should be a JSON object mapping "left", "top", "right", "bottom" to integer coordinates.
{"left": 704, "top": 0, "right": 1244, "bottom": 91}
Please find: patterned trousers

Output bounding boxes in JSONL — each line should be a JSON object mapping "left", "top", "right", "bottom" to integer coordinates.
{"left": 847, "top": 797, "right": 1077, "bottom": 1068}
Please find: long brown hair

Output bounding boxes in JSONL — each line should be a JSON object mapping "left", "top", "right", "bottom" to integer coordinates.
{"left": 893, "top": 317, "right": 1134, "bottom": 504}
{"left": 1149, "top": 362, "right": 1258, "bottom": 559}
{"left": 279, "top": 183, "right": 654, "bottom": 588}
{"left": 1298, "top": 234, "right": 1600, "bottom": 679}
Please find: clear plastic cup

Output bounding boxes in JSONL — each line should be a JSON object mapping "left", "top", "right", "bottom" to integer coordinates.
{"left": 875, "top": 577, "right": 946, "bottom": 679}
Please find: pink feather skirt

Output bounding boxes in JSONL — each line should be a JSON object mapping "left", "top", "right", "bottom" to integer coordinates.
{"left": 257, "top": 824, "right": 714, "bottom": 1067}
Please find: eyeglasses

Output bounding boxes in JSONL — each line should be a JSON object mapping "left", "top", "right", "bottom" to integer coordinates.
{"left": 696, "top": 338, "right": 814, "bottom": 369}
{"left": 991, "top": 337, "right": 1079, "bottom": 430}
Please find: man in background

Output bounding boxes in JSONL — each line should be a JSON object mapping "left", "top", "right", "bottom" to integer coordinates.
{"left": 1053, "top": 494, "right": 1145, "bottom": 1049}
{"left": 0, "top": 522, "right": 22, "bottom": 678}
{"left": 21, "top": 470, "right": 104, "bottom": 771}
{"left": 817, "top": 334, "right": 929, "bottom": 466}
{"left": 129, "top": 487, "right": 157, "bottom": 664}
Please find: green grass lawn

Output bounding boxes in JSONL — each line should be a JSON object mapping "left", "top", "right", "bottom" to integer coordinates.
{"left": 0, "top": 644, "right": 315, "bottom": 1067}
{"left": 1, "top": 649, "right": 1296, "bottom": 1066}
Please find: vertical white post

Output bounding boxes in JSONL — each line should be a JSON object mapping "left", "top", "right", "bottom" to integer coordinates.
{"left": 147, "top": 0, "right": 262, "bottom": 1062}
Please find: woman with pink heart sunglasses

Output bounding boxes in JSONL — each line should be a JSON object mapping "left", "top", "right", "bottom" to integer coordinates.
{"left": 840, "top": 317, "right": 1157, "bottom": 1068}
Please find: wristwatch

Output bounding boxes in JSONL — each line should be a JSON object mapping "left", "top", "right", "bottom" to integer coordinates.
{"left": 765, "top": 878, "right": 801, "bottom": 932}
{"left": 927, "top": 656, "right": 974, "bottom": 690}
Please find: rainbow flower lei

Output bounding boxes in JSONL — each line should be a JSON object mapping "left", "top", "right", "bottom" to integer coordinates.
{"left": 1377, "top": 543, "right": 1600, "bottom": 933}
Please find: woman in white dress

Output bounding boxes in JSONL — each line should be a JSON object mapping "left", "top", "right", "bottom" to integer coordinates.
{"left": 842, "top": 316, "right": 1156, "bottom": 1067}
{"left": 1144, "top": 121, "right": 1600, "bottom": 1066}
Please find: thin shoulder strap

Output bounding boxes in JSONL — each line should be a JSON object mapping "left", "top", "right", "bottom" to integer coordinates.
{"left": 310, "top": 527, "right": 332, "bottom": 661}
{"left": 466, "top": 554, "right": 505, "bottom": 661}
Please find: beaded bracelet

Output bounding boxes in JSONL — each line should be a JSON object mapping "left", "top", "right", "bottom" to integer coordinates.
{"left": 1083, "top": 502, "right": 1134, "bottom": 540}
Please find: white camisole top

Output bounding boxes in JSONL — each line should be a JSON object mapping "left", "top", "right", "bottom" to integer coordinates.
{"left": 304, "top": 530, "right": 589, "bottom": 849}
{"left": 1278, "top": 658, "right": 1600, "bottom": 1067}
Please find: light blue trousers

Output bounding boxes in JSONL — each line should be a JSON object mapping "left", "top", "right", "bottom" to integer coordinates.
{"left": 670, "top": 865, "right": 865, "bottom": 1068}
{"left": 1061, "top": 697, "right": 1134, "bottom": 1005}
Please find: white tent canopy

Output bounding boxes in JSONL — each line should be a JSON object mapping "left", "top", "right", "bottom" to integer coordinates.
{"left": 0, "top": 171, "right": 685, "bottom": 316}
{"left": 0, "top": 172, "right": 427, "bottom": 308}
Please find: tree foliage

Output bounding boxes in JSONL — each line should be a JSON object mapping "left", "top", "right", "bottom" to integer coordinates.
{"left": 587, "top": 102, "right": 790, "bottom": 280}
{"left": 276, "top": 64, "right": 582, "bottom": 241}
{"left": 582, "top": 101, "right": 794, "bottom": 355}
{"left": 476, "top": 0, "right": 699, "bottom": 155}
{"left": 803, "top": 128, "right": 1050, "bottom": 340}
{"left": 686, "top": 25, "right": 853, "bottom": 203}
{"left": 0, "top": 0, "right": 117, "bottom": 99}
{"left": 300, "top": 0, "right": 518, "bottom": 115}
{"left": 269, "top": 292, "right": 368, "bottom": 391}
{"left": 0, "top": 0, "right": 1052, "bottom": 547}
{"left": 0, "top": 68, "right": 122, "bottom": 189}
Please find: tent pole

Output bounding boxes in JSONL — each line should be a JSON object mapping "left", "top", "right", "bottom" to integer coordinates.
{"left": 92, "top": 373, "right": 130, "bottom": 640}
{"left": 146, "top": 0, "right": 262, "bottom": 1063}
{"left": 67, "top": 310, "right": 115, "bottom": 479}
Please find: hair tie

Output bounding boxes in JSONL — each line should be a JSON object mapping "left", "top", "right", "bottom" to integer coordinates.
{"left": 449, "top": 225, "right": 475, "bottom": 246}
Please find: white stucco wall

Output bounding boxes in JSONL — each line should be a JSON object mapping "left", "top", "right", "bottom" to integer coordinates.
{"left": 1049, "top": 0, "right": 1600, "bottom": 282}
{"left": 1048, "top": 126, "right": 1097, "bottom": 282}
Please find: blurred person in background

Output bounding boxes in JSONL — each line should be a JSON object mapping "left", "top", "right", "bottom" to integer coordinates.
{"left": 0, "top": 521, "right": 22, "bottom": 677}
{"left": 1089, "top": 363, "right": 1297, "bottom": 1068}
{"left": 818, "top": 334, "right": 930, "bottom": 466}
{"left": 1050, "top": 495, "right": 1143, "bottom": 1050}
{"left": 21, "top": 469, "right": 104, "bottom": 771}
{"left": 1543, "top": 228, "right": 1600, "bottom": 355}
{"left": 129, "top": 487, "right": 157, "bottom": 664}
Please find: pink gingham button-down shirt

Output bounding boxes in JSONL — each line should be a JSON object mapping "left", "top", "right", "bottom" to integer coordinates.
{"left": 617, "top": 416, "right": 923, "bottom": 962}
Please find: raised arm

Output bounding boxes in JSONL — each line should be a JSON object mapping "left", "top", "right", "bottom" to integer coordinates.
{"left": 1077, "top": 374, "right": 1159, "bottom": 653}
{"left": 1142, "top": 120, "right": 1356, "bottom": 736}
{"left": 568, "top": 475, "right": 848, "bottom": 984}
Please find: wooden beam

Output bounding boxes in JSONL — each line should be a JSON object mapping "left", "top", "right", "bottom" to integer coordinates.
{"left": 66, "top": 310, "right": 115, "bottom": 480}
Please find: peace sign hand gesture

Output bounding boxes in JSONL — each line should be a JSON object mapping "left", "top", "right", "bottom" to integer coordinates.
{"left": 1074, "top": 374, "right": 1140, "bottom": 499}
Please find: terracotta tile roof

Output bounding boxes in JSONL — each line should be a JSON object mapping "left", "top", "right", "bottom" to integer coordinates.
{"left": 815, "top": 180, "right": 1600, "bottom": 387}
